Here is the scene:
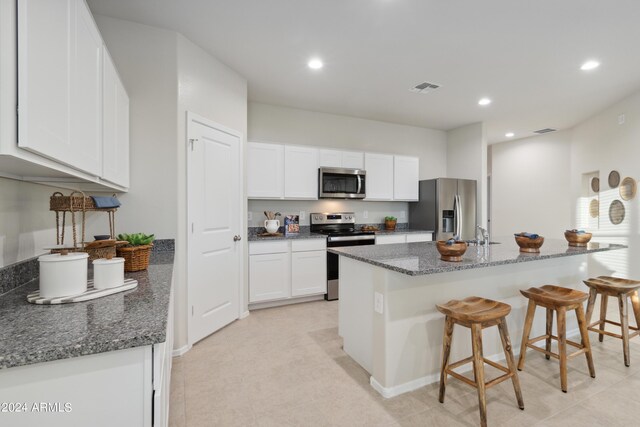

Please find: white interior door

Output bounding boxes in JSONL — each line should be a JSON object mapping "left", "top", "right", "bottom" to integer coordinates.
{"left": 188, "top": 113, "right": 242, "bottom": 344}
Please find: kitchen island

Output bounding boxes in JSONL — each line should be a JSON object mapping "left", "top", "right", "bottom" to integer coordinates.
{"left": 329, "top": 239, "right": 626, "bottom": 398}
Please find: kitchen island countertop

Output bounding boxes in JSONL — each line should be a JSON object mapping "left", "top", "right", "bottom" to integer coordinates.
{"left": 0, "top": 251, "right": 174, "bottom": 370}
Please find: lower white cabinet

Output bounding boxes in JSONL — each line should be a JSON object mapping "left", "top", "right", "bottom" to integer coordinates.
{"left": 249, "top": 239, "right": 327, "bottom": 304}
{"left": 376, "top": 232, "right": 433, "bottom": 245}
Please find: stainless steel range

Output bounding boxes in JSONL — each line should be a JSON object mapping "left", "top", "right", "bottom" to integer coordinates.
{"left": 310, "top": 212, "right": 375, "bottom": 300}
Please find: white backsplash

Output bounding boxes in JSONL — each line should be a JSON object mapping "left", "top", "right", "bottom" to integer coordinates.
{"left": 248, "top": 199, "right": 409, "bottom": 227}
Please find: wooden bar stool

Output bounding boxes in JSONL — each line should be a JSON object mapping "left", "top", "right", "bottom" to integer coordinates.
{"left": 583, "top": 276, "right": 640, "bottom": 367}
{"left": 437, "top": 297, "right": 524, "bottom": 427}
{"left": 517, "top": 285, "right": 595, "bottom": 392}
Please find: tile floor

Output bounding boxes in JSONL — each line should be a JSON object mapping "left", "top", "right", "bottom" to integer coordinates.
{"left": 169, "top": 300, "right": 640, "bottom": 426}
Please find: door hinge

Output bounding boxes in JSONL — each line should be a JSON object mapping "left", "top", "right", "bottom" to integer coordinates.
{"left": 191, "top": 222, "right": 194, "bottom": 233}
{"left": 189, "top": 138, "right": 198, "bottom": 151}
{"left": 191, "top": 305, "right": 194, "bottom": 316}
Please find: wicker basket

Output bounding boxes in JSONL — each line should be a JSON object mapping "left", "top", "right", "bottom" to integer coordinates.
{"left": 50, "top": 191, "right": 98, "bottom": 211}
{"left": 117, "top": 244, "right": 153, "bottom": 272}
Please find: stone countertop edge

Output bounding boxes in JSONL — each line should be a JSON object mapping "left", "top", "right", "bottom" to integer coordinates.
{"left": 247, "top": 226, "right": 434, "bottom": 241}
{"left": 328, "top": 239, "right": 627, "bottom": 276}
{"left": 0, "top": 251, "right": 175, "bottom": 370}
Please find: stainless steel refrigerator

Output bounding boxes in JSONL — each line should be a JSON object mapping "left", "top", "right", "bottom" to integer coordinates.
{"left": 409, "top": 178, "right": 477, "bottom": 241}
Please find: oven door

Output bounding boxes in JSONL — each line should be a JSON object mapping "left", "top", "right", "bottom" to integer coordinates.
{"left": 319, "top": 167, "right": 366, "bottom": 199}
{"left": 326, "top": 237, "right": 375, "bottom": 300}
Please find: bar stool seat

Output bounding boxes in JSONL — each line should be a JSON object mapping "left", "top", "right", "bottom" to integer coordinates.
{"left": 517, "top": 285, "right": 595, "bottom": 393}
{"left": 584, "top": 276, "right": 640, "bottom": 367}
{"left": 437, "top": 297, "right": 524, "bottom": 427}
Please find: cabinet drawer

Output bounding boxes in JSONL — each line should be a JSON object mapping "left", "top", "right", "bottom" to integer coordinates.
{"left": 291, "top": 239, "right": 326, "bottom": 252}
{"left": 406, "top": 233, "right": 433, "bottom": 243}
{"left": 376, "top": 234, "right": 406, "bottom": 245}
{"left": 249, "top": 241, "right": 289, "bottom": 255}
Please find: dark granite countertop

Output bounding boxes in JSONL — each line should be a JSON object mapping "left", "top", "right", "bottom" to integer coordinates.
{"left": 248, "top": 227, "right": 326, "bottom": 242}
{"left": 0, "top": 251, "right": 174, "bottom": 370}
{"left": 328, "top": 238, "right": 626, "bottom": 276}
{"left": 373, "top": 229, "right": 434, "bottom": 236}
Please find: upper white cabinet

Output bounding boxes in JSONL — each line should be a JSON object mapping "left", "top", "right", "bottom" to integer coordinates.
{"left": 284, "top": 145, "right": 318, "bottom": 199}
{"left": 319, "top": 149, "right": 364, "bottom": 169}
{"left": 393, "top": 156, "right": 419, "bottom": 201}
{"left": 0, "top": 0, "right": 129, "bottom": 191}
{"left": 247, "top": 142, "right": 285, "bottom": 199}
{"left": 364, "top": 153, "right": 394, "bottom": 200}
{"left": 102, "top": 49, "right": 130, "bottom": 187}
{"left": 18, "top": 0, "right": 102, "bottom": 176}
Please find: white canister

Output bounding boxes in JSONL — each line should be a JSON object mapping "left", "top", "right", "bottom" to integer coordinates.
{"left": 38, "top": 252, "right": 89, "bottom": 298}
{"left": 93, "top": 257, "right": 125, "bottom": 290}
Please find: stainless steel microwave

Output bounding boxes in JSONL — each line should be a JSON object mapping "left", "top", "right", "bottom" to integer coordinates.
{"left": 318, "top": 167, "right": 366, "bottom": 199}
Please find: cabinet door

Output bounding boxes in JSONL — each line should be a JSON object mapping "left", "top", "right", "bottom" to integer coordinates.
{"left": 406, "top": 233, "right": 432, "bottom": 243}
{"left": 284, "top": 146, "right": 318, "bottom": 199}
{"left": 247, "top": 142, "right": 284, "bottom": 199}
{"left": 376, "top": 234, "right": 406, "bottom": 245}
{"left": 102, "top": 48, "right": 130, "bottom": 187}
{"left": 342, "top": 151, "right": 364, "bottom": 169}
{"left": 393, "top": 156, "right": 419, "bottom": 201}
{"left": 319, "top": 149, "right": 342, "bottom": 167}
{"left": 249, "top": 252, "right": 290, "bottom": 303}
{"left": 18, "top": 0, "right": 103, "bottom": 176}
{"left": 291, "top": 250, "right": 327, "bottom": 297}
{"left": 364, "top": 153, "right": 394, "bottom": 200}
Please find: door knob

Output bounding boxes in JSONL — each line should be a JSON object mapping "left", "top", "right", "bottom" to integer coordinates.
{"left": 233, "top": 235, "right": 242, "bottom": 242}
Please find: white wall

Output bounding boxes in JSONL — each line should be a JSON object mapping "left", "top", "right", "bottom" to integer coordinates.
{"left": 247, "top": 102, "right": 447, "bottom": 226}
{"left": 490, "top": 130, "right": 572, "bottom": 238}
{"left": 175, "top": 33, "right": 248, "bottom": 350}
{"left": 446, "top": 122, "right": 487, "bottom": 227}
{"left": 94, "top": 15, "right": 178, "bottom": 239}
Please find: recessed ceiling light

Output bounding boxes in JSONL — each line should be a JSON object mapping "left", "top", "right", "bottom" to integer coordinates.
{"left": 308, "top": 58, "right": 323, "bottom": 70}
{"left": 505, "top": 132, "right": 515, "bottom": 138}
{"left": 580, "top": 60, "right": 600, "bottom": 71}
{"left": 478, "top": 98, "right": 492, "bottom": 106}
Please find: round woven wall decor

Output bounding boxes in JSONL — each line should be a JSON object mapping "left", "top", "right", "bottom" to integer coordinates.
{"left": 619, "top": 177, "right": 637, "bottom": 201}
{"left": 591, "top": 177, "right": 600, "bottom": 193}
{"left": 589, "top": 199, "right": 599, "bottom": 218}
{"left": 608, "top": 170, "right": 620, "bottom": 188}
{"left": 609, "top": 200, "right": 625, "bottom": 225}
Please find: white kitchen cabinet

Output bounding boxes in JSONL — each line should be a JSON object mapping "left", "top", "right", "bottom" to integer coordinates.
{"left": 249, "top": 252, "right": 290, "bottom": 303}
{"left": 406, "top": 233, "right": 433, "bottom": 243}
{"left": 249, "top": 239, "right": 327, "bottom": 305}
{"left": 393, "top": 156, "right": 419, "bottom": 201}
{"left": 247, "top": 142, "right": 285, "bottom": 199}
{"left": 102, "top": 48, "right": 130, "bottom": 188}
{"left": 319, "top": 149, "right": 364, "bottom": 169}
{"left": 291, "top": 250, "right": 327, "bottom": 296}
{"left": 364, "top": 153, "right": 394, "bottom": 200}
{"left": 376, "top": 234, "right": 406, "bottom": 245}
{"left": 18, "top": 0, "right": 103, "bottom": 176}
{"left": 284, "top": 145, "right": 318, "bottom": 199}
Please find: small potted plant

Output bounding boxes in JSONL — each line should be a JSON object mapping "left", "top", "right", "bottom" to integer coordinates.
{"left": 384, "top": 216, "right": 397, "bottom": 231}
{"left": 116, "top": 233, "right": 155, "bottom": 272}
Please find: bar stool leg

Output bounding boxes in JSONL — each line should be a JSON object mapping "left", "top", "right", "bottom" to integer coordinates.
{"left": 497, "top": 319, "right": 524, "bottom": 410}
{"left": 631, "top": 291, "right": 640, "bottom": 330}
{"left": 576, "top": 304, "right": 596, "bottom": 378}
{"left": 545, "top": 308, "right": 553, "bottom": 360}
{"left": 599, "top": 295, "right": 608, "bottom": 342}
{"left": 438, "top": 316, "right": 454, "bottom": 403}
{"left": 557, "top": 306, "right": 568, "bottom": 392}
{"left": 585, "top": 288, "right": 598, "bottom": 325}
{"left": 471, "top": 323, "right": 487, "bottom": 427}
{"left": 619, "top": 296, "right": 630, "bottom": 367}
{"left": 518, "top": 300, "right": 536, "bottom": 371}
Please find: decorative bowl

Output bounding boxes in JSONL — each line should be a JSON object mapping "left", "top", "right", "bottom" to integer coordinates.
{"left": 514, "top": 234, "right": 544, "bottom": 253}
{"left": 436, "top": 240, "right": 468, "bottom": 262}
{"left": 564, "top": 231, "right": 592, "bottom": 247}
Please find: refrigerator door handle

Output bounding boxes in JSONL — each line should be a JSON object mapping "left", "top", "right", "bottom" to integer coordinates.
{"left": 455, "top": 194, "right": 462, "bottom": 238}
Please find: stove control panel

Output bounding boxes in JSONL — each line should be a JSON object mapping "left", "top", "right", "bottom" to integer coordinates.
{"left": 310, "top": 212, "right": 356, "bottom": 225}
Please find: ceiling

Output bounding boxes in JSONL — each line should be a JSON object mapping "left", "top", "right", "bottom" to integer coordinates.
{"left": 87, "top": 0, "right": 640, "bottom": 144}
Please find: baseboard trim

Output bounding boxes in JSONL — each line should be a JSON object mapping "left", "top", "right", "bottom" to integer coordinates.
{"left": 248, "top": 294, "right": 325, "bottom": 310}
{"left": 239, "top": 310, "right": 250, "bottom": 319}
{"left": 172, "top": 344, "right": 192, "bottom": 357}
{"left": 369, "top": 327, "right": 580, "bottom": 398}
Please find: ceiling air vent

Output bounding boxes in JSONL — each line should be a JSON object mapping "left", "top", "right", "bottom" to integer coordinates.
{"left": 409, "top": 82, "right": 440, "bottom": 94}
{"left": 533, "top": 128, "right": 557, "bottom": 134}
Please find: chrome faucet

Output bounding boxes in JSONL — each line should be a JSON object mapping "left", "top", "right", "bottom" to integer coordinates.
{"left": 476, "top": 225, "right": 489, "bottom": 246}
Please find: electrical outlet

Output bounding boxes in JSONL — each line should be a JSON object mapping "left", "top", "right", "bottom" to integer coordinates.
{"left": 374, "top": 292, "right": 384, "bottom": 314}
{"left": 247, "top": 212, "right": 252, "bottom": 221}
{"left": 363, "top": 210, "right": 369, "bottom": 219}
{"left": 300, "top": 211, "right": 306, "bottom": 221}
{"left": 619, "top": 114, "right": 626, "bottom": 125}
{"left": 400, "top": 211, "right": 406, "bottom": 219}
